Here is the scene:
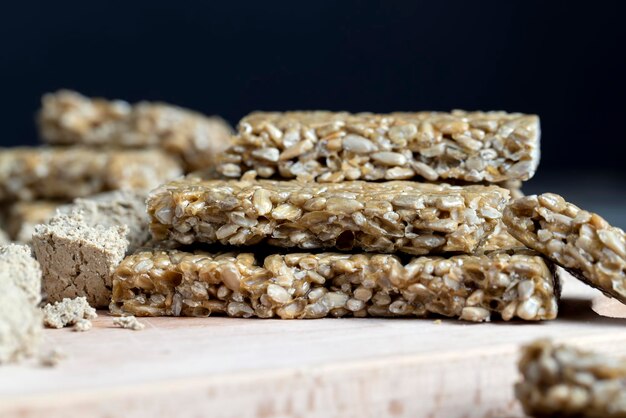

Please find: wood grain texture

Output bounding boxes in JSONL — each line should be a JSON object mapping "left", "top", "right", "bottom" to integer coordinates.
{"left": 2, "top": 272, "right": 625, "bottom": 418}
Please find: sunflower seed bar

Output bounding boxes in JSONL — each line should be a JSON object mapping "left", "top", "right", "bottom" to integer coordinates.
{"left": 111, "top": 248, "right": 558, "bottom": 321}
{"left": 476, "top": 222, "right": 523, "bottom": 252}
{"left": 38, "top": 90, "right": 233, "bottom": 172}
{"left": 148, "top": 178, "right": 509, "bottom": 255}
{"left": 516, "top": 339, "right": 626, "bottom": 417}
{"left": 0, "top": 244, "right": 42, "bottom": 363}
{"left": 217, "top": 110, "right": 540, "bottom": 183}
{"left": 503, "top": 193, "right": 626, "bottom": 303}
{"left": 0, "top": 147, "right": 182, "bottom": 201}
{"left": 475, "top": 181, "right": 524, "bottom": 252}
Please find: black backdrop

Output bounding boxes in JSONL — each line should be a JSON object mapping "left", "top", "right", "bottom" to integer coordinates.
{"left": 1, "top": 0, "right": 625, "bottom": 173}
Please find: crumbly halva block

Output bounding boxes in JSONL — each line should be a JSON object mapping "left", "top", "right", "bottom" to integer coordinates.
{"left": 0, "top": 244, "right": 43, "bottom": 363}
{"left": 38, "top": 90, "right": 233, "bottom": 172}
{"left": 42, "top": 296, "right": 97, "bottom": 329}
{"left": 33, "top": 213, "right": 128, "bottom": 307}
{"left": 0, "top": 288, "right": 42, "bottom": 363}
{"left": 148, "top": 178, "right": 509, "bottom": 255}
{"left": 516, "top": 339, "right": 626, "bottom": 418}
{"left": 503, "top": 193, "right": 626, "bottom": 303}
{"left": 0, "top": 244, "right": 42, "bottom": 304}
{"left": 111, "top": 248, "right": 558, "bottom": 322}
{"left": 0, "top": 147, "right": 182, "bottom": 201}
{"left": 217, "top": 110, "right": 540, "bottom": 183}
{"left": 6, "top": 200, "right": 61, "bottom": 243}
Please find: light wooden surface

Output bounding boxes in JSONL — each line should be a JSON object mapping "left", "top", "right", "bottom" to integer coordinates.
{"left": 2, "top": 272, "right": 625, "bottom": 418}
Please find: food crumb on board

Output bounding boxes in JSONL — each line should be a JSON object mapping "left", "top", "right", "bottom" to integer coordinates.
{"left": 39, "top": 348, "right": 65, "bottom": 367}
{"left": 72, "top": 318, "right": 93, "bottom": 332}
{"left": 42, "top": 296, "right": 97, "bottom": 329}
{"left": 113, "top": 316, "right": 145, "bottom": 331}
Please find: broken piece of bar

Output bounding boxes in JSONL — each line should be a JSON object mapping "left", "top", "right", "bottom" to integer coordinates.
{"left": 0, "top": 244, "right": 42, "bottom": 363}
{"left": 38, "top": 90, "right": 233, "bottom": 172}
{"left": 33, "top": 213, "right": 128, "bottom": 307}
{"left": 503, "top": 193, "right": 626, "bottom": 303}
{"left": 516, "top": 339, "right": 626, "bottom": 418}
{"left": 217, "top": 110, "right": 540, "bottom": 183}
{"left": 148, "top": 178, "right": 509, "bottom": 255}
{"left": 111, "top": 248, "right": 558, "bottom": 321}
{"left": 0, "top": 147, "right": 182, "bottom": 201}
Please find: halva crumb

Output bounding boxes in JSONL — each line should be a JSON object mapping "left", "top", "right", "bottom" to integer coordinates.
{"left": 113, "top": 316, "right": 145, "bottom": 331}
{"left": 42, "top": 296, "right": 97, "bottom": 329}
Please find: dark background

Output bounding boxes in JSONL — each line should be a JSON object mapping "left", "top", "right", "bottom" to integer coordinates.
{"left": 1, "top": 0, "right": 625, "bottom": 223}
{"left": 2, "top": 0, "right": 626, "bottom": 163}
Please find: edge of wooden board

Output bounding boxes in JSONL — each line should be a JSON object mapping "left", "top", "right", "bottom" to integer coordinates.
{"left": 4, "top": 334, "right": 626, "bottom": 418}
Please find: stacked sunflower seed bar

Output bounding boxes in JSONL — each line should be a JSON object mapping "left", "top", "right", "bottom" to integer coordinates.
{"left": 111, "top": 108, "right": 558, "bottom": 322}
{"left": 504, "top": 193, "right": 626, "bottom": 303}
{"left": 111, "top": 249, "right": 558, "bottom": 321}
{"left": 477, "top": 222, "right": 523, "bottom": 252}
{"left": 114, "top": 179, "right": 558, "bottom": 322}
{"left": 38, "top": 90, "right": 233, "bottom": 172}
{"left": 215, "top": 109, "right": 532, "bottom": 253}
{"left": 217, "top": 110, "right": 540, "bottom": 183}
{"left": 147, "top": 178, "right": 509, "bottom": 255}
{"left": 516, "top": 340, "right": 626, "bottom": 418}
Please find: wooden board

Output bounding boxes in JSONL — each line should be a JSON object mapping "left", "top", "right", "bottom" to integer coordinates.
{"left": 2, "top": 272, "right": 626, "bottom": 418}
